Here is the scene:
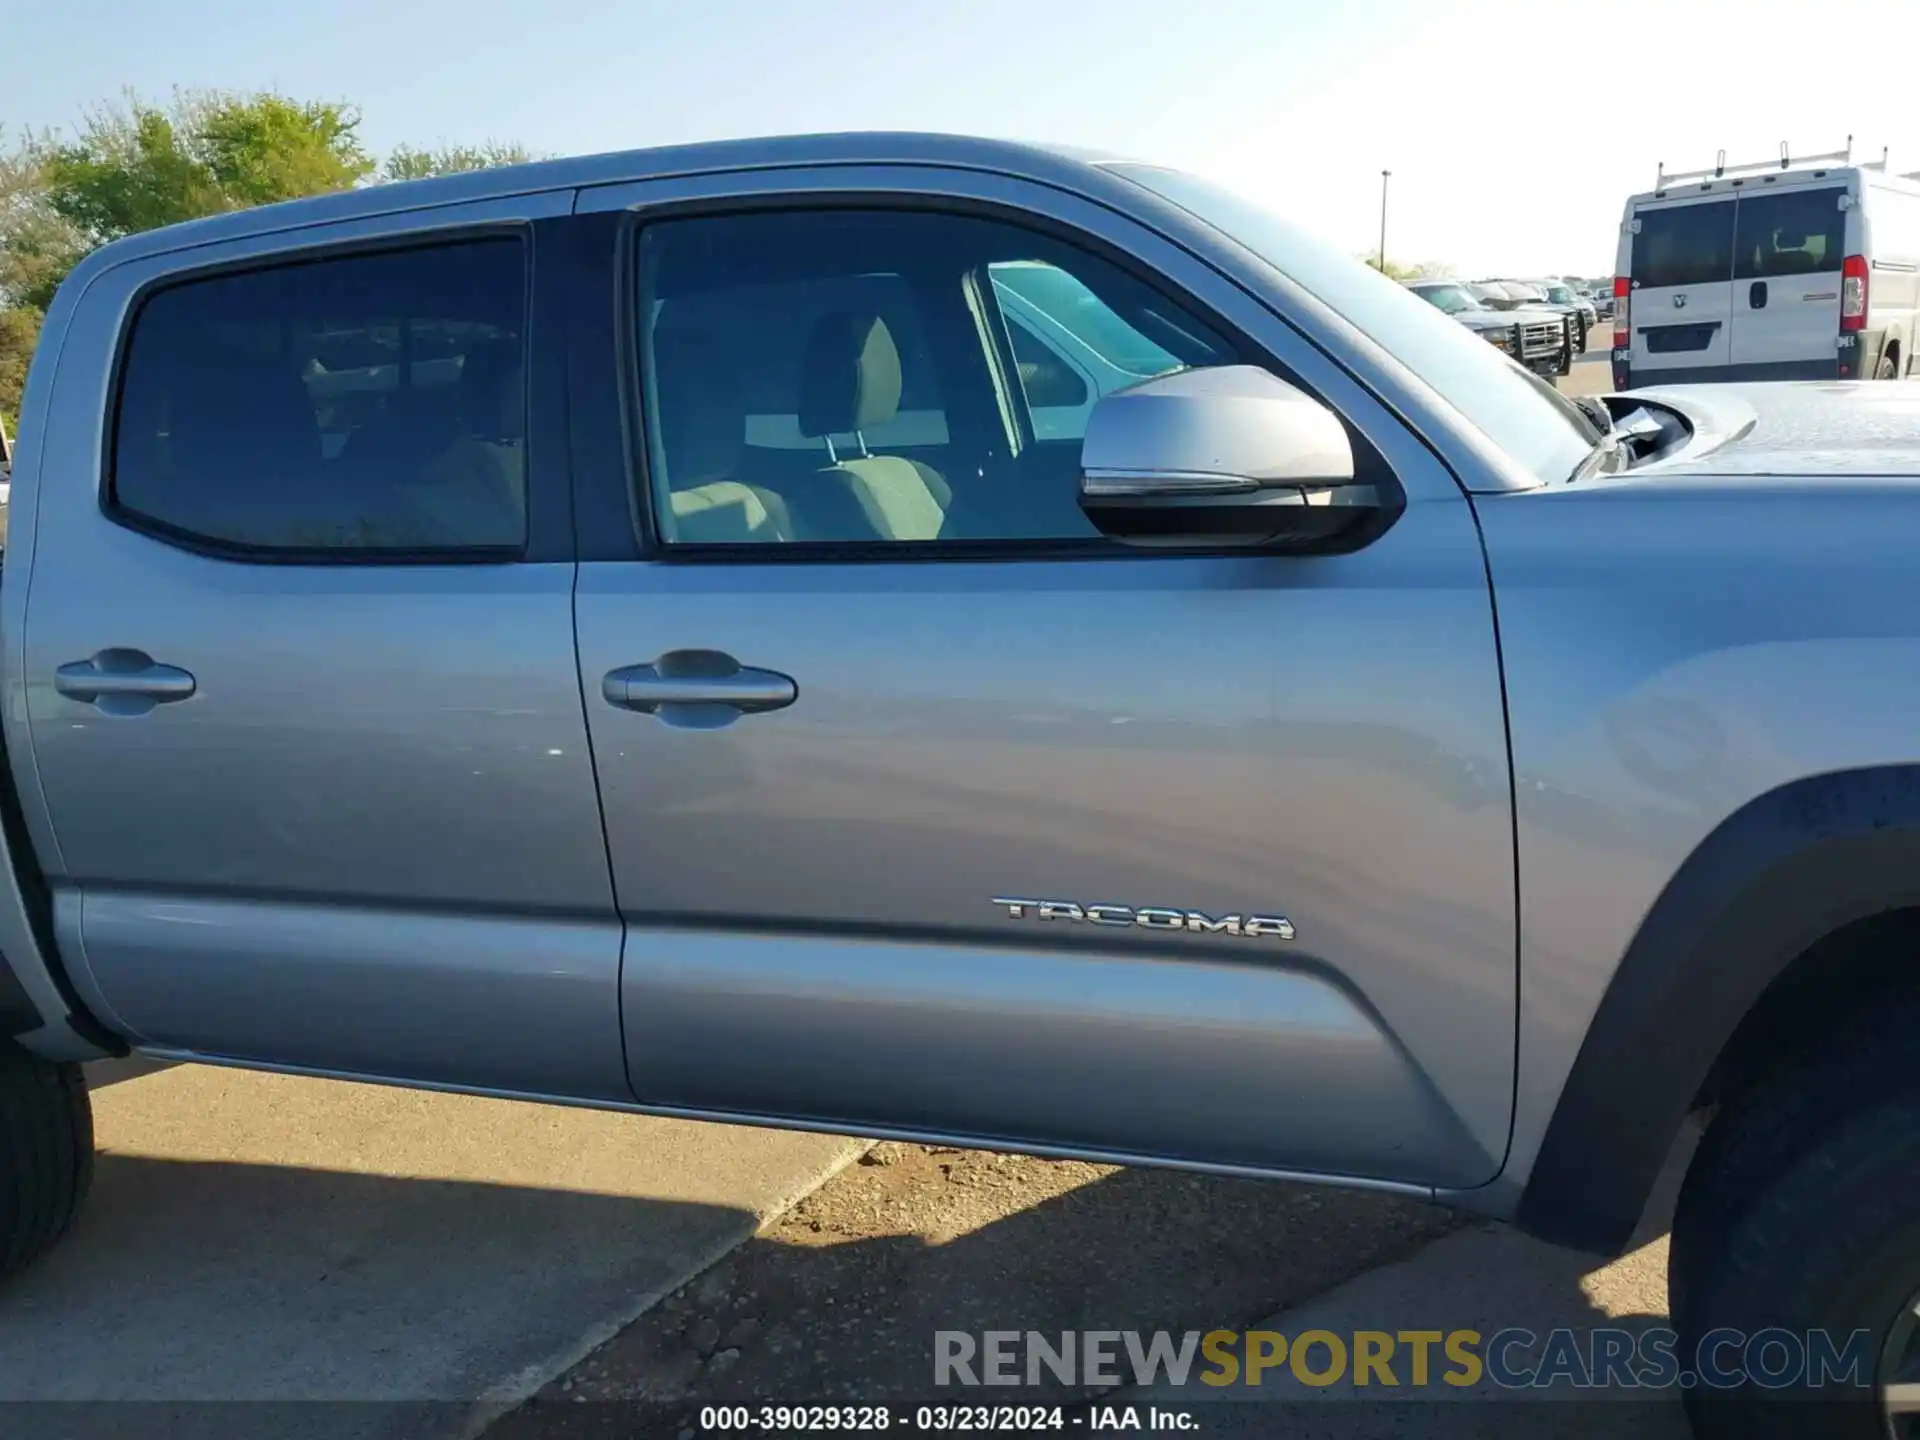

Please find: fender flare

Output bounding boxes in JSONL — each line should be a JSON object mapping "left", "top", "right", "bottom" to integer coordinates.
{"left": 1516, "top": 766, "right": 1920, "bottom": 1254}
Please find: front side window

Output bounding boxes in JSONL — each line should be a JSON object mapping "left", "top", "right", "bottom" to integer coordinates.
{"left": 1734, "top": 187, "right": 1846, "bottom": 278}
{"left": 634, "top": 209, "right": 1236, "bottom": 546}
{"left": 113, "top": 238, "right": 527, "bottom": 554}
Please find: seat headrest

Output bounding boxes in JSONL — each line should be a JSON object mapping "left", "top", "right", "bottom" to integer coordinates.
{"left": 797, "top": 310, "right": 902, "bottom": 439}
{"left": 652, "top": 324, "right": 744, "bottom": 488}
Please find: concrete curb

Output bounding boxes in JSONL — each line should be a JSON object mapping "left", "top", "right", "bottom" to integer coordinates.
{"left": 458, "top": 1136, "right": 876, "bottom": 1438}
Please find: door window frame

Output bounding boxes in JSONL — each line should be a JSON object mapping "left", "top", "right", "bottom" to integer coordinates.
{"left": 571, "top": 165, "right": 1451, "bottom": 566}
{"left": 90, "top": 200, "right": 577, "bottom": 568}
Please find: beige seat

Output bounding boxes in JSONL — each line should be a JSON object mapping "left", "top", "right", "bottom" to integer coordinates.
{"left": 409, "top": 338, "right": 527, "bottom": 546}
{"left": 653, "top": 325, "right": 792, "bottom": 543}
{"left": 796, "top": 310, "right": 950, "bottom": 541}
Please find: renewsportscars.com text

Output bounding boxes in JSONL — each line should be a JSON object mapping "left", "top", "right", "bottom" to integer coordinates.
{"left": 933, "top": 1327, "right": 1875, "bottom": 1392}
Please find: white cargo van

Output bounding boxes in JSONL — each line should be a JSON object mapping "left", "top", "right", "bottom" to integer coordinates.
{"left": 1611, "top": 145, "right": 1920, "bottom": 389}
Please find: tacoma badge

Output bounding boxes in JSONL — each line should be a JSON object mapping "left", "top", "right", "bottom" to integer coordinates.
{"left": 991, "top": 898, "right": 1294, "bottom": 940}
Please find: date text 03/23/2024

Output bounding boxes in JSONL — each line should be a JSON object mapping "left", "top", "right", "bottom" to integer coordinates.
{"left": 696, "top": 1404, "right": 1198, "bottom": 1431}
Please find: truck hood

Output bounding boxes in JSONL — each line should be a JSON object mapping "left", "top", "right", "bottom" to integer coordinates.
{"left": 1627, "top": 381, "right": 1920, "bottom": 478}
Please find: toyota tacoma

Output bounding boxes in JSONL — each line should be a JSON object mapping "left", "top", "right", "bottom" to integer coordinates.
{"left": 3, "top": 132, "right": 1918, "bottom": 1436}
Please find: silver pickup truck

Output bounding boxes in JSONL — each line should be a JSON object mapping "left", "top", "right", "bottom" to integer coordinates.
{"left": 4, "top": 133, "right": 1919, "bottom": 1437}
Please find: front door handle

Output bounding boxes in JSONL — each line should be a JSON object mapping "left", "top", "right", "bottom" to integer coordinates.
{"left": 55, "top": 649, "right": 196, "bottom": 716}
{"left": 603, "top": 649, "right": 797, "bottom": 727}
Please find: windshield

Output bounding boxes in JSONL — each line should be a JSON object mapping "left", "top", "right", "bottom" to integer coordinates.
{"left": 1542, "top": 284, "right": 1573, "bottom": 303}
{"left": 1105, "top": 164, "right": 1596, "bottom": 482}
{"left": 1412, "top": 283, "right": 1480, "bottom": 314}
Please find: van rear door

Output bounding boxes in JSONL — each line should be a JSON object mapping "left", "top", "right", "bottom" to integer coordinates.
{"left": 1727, "top": 182, "right": 1847, "bottom": 377}
{"left": 1628, "top": 196, "right": 1736, "bottom": 380}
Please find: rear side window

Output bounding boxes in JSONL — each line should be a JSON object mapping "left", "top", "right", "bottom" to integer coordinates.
{"left": 1632, "top": 201, "right": 1735, "bottom": 289}
{"left": 112, "top": 238, "right": 527, "bottom": 555}
{"left": 1734, "top": 187, "right": 1846, "bottom": 278}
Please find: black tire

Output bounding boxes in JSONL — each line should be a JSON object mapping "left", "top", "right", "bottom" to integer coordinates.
{"left": 1676, "top": 1056, "right": 1920, "bottom": 1438}
{"left": 1876, "top": 353, "right": 1900, "bottom": 381}
{"left": 0, "top": 1040, "right": 93, "bottom": 1279}
{"left": 1670, "top": 988, "right": 1920, "bottom": 1334}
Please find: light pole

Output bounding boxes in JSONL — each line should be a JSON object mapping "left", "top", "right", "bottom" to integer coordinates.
{"left": 1378, "top": 169, "right": 1391, "bottom": 273}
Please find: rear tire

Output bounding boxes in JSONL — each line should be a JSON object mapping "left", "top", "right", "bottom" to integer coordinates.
{"left": 1877, "top": 353, "right": 1900, "bottom": 381}
{"left": 0, "top": 1041, "right": 93, "bottom": 1279}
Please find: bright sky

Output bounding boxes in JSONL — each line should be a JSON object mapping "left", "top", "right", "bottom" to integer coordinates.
{"left": 11, "top": 0, "right": 1919, "bottom": 278}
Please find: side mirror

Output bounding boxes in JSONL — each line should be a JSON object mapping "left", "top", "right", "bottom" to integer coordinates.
{"left": 1077, "top": 365, "right": 1389, "bottom": 550}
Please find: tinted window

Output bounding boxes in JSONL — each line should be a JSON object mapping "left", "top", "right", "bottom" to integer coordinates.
{"left": 113, "top": 239, "right": 527, "bottom": 553}
{"left": 989, "top": 261, "right": 1182, "bottom": 379}
{"left": 1631, "top": 201, "right": 1735, "bottom": 289}
{"left": 635, "top": 209, "right": 1235, "bottom": 546}
{"left": 1734, "top": 187, "right": 1846, "bottom": 278}
{"left": 1004, "top": 315, "right": 1089, "bottom": 410}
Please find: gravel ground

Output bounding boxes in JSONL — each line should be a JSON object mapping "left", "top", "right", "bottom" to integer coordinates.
{"left": 487, "top": 1142, "right": 1465, "bottom": 1438}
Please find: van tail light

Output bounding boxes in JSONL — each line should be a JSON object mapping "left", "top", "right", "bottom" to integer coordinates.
{"left": 1841, "top": 255, "right": 1869, "bottom": 331}
{"left": 1613, "top": 277, "right": 1630, "bottom": 342}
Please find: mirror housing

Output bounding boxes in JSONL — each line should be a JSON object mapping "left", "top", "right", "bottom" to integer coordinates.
{"left": 1077, "top": 365, "right": 1390, "bottom": 550}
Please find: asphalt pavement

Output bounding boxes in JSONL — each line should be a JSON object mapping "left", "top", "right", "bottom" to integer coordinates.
{"left": 0, "top": 1060, "right": 864, "bottom": 1439}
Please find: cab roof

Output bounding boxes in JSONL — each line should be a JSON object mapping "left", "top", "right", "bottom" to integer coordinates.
{"left": 61, "top": 132, "right": 1136, "bottom": 288}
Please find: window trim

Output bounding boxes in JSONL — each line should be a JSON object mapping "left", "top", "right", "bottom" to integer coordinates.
{"left": 614, "top": 192, "right": 1401, "bottom": 565}
{"left": 102, "top": 225, "right": 541, "bottom": 567}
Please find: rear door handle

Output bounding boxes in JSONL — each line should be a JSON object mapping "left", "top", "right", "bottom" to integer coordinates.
{"left": 1749, "top": 280, "right": 1768, "bottom": 309}
{"left": 603, "top": 649, "right": 797, "bottom": 726}
{"left": 56, "top": 649, "right": 196, "bottom": 716}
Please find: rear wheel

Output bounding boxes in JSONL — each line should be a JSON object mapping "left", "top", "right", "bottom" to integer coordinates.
{"left": 0, "top": 1040, "right": 94, "bottom": 1279}
{"left": 1877, "top": 352, "right": 1900, "bottom": 381}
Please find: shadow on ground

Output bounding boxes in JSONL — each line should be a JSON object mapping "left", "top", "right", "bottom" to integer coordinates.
{"left": 488, "top": 1128, "right": 1704, "bottom": 1440}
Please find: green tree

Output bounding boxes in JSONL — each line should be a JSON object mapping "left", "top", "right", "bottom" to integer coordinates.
{"left": 41, "top": 90, "right": 373, "bottom": 245}
{"left": 0, "top": 306, "right": 38, "bottom": 435}
{"left": 1360, "top": 252, "right": 1421, "bottom": 282}
{"left": 0, "top": 131, "right": 84, "bottom": 433}
{"left": 382, "top": 141, "right": 540, "bottom": 181}
{"left": 0, "top": 90, "right": 532, "bottom": 430}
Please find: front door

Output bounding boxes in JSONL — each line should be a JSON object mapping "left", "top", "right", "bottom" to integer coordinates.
{"left": 1727, "top": 183, "right": 1847, "bottom": 371}
{"left": 1629, "top": 196, "right": 1737, "bottom": 378}
{"left": 14, "top": 202, "right": 628, "bottom": 1100}
{"left": 570, "top": 171, "right": 1518, "bottom": 1188}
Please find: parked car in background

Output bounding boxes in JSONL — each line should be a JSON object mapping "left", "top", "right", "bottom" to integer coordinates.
{"left": 1613, "top": 144, "right": 1920, "bottom": 388}
{"left": 1483, "top": 278, "right": 1591, "bottom": 354}
{"left": 1406, "top": 279, "right": 1575, "bottom": 376}
{"left": 1467, "top": 280, "right": 1530, "bottom": 310}
{"left": 1526, "top": 279, "right": 1599, "bottom": 332}
{"left": 1590, "top": 284, "right": 1616, "bottom": 319}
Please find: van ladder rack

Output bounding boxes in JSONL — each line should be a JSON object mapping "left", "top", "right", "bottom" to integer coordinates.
{"left": 1656, "top": 139, "right": 1858, "bottom": 191}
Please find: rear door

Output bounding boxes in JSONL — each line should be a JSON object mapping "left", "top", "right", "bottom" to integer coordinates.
{"left": 1628, "top": 196, "right": 1736, "bottom": 378}
{"left": 11, "top": 199, "right": 628, "bottom": 1099}
{"left": 567, "top": 167, "right": 1519, "bottom": 1190}
{"left": 1728, "top": 181, "right": 1847, "bottom": 372}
